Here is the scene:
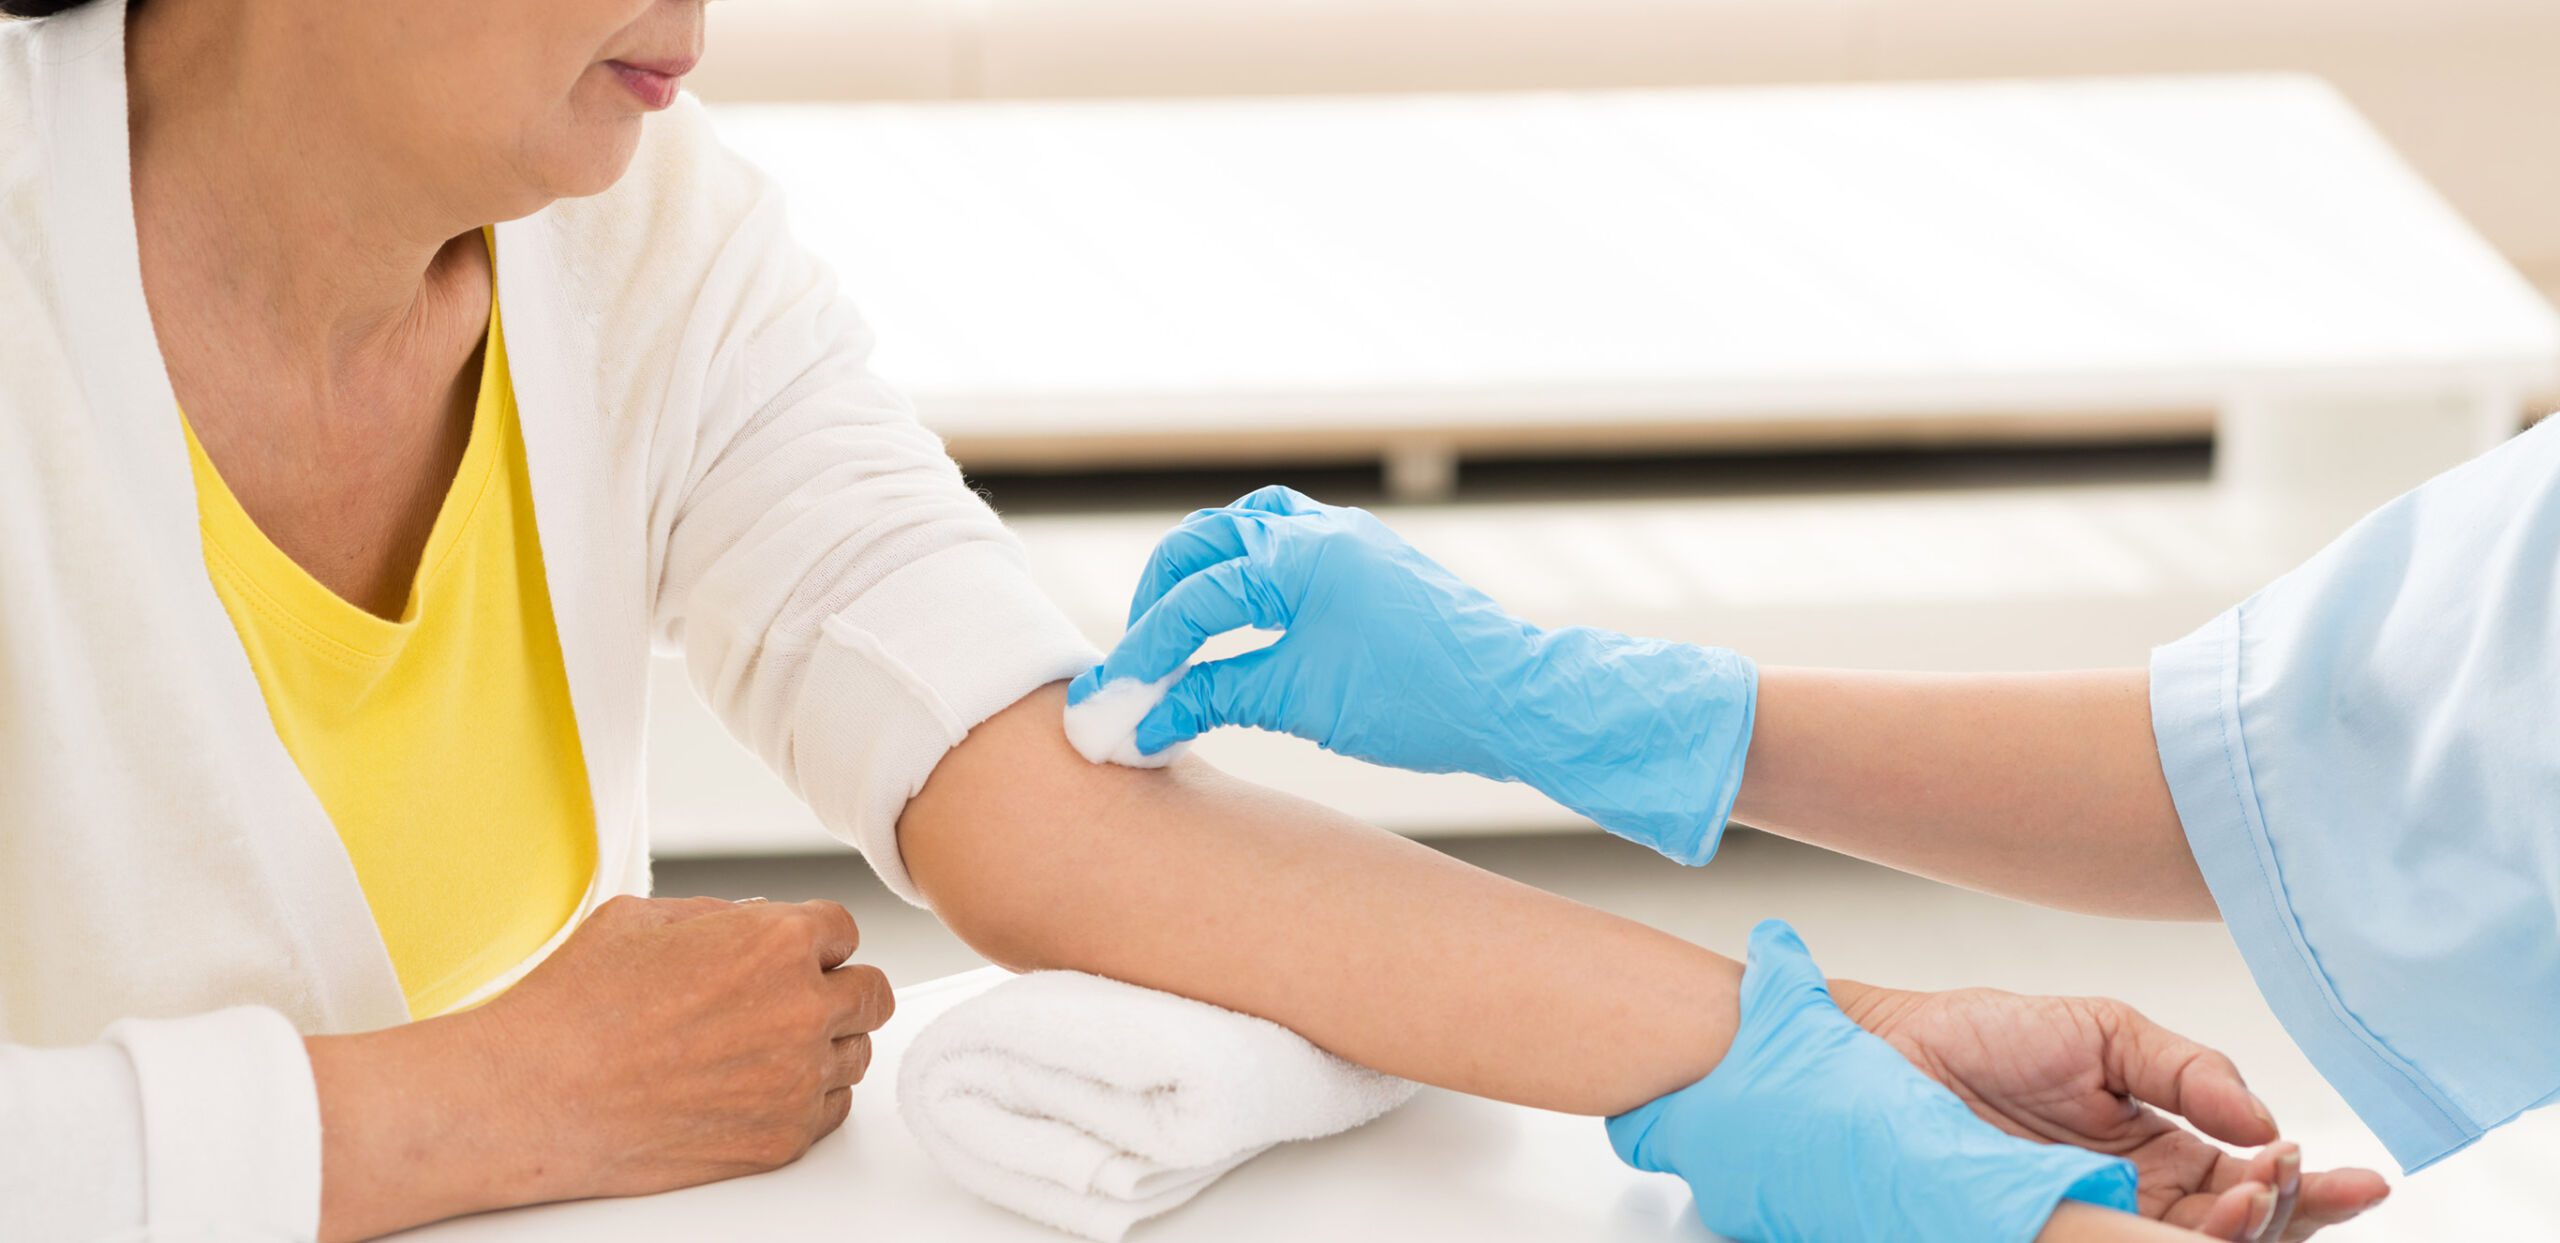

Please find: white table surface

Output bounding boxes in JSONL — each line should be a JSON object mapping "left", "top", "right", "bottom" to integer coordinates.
{"left": 400, "top": 968, "right": 1718, "bottom": 1242}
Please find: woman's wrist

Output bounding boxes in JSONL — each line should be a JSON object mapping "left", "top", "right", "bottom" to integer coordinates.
{"left": 2039, "top": 1201, "right": 2200, "bottom": 1241}
{"left": 1825, "top": 977, "right": 1920, "bottom": 1037}
{"left": 307, "top": 1004, "right": 568, "bottom": 1241}
{"left": 1824, "top": 977, "right": 1879, "bottom": 1025}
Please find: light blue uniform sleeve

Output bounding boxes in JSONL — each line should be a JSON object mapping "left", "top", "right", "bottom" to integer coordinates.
{"left": 2150, "top": 416, "right": 2560, "bottom": 1173}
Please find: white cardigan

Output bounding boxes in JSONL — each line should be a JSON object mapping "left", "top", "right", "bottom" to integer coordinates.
{"left": 0, "top": 5, "right": 1097, "bottom": 1239}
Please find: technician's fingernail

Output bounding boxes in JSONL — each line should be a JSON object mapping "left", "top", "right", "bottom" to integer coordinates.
{"left": 2277, "top": 1148, "right": 2300, "bottom": 1189}
{"left": 2249, "top": 1091, "right": 2275, "bottom": 1127}
{"left": 2249, "top": 1188, "right": 2277, "bottom": 1235}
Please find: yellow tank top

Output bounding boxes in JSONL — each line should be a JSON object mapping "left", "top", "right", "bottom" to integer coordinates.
{"left": 181, "top": 276, "right": 597, "bottom": 1018}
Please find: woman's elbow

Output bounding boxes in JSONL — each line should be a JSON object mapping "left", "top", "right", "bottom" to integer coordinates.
{"left": 893, "top": 683, "right": 1169, "bottom": 973}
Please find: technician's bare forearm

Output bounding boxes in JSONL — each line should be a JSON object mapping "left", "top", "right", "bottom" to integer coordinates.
{"left": 1733, "top": 668, "right": 2213, "bottom": 919}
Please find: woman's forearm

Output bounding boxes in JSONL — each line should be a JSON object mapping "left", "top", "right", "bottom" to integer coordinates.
{"left": 2042, "top": 1203, "right": 2202, "bottom": 1242}
{"left": 1733, "top": 668, "right": 2213, "bottom": 919}
{"left": 901, "top": 684, "right": 1746, "bottom": 1116}
{"left": 308, "top": 1012, "right": 541, "bottom": 1241}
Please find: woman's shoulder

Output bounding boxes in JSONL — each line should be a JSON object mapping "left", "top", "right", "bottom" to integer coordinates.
{"left": 0, "top": 24, "right": 49, "bottom": 311}
{"left": 0, "top": 29, "right": 60, "bottom": 428}
{"left": 0, "top": 12, "right": 45, "bottom": 95}
{"left": 0, "top": 5, "right": 105, "bottom": 166}
{"left": 0, "top": 20, "right": 39, "bottom": 175}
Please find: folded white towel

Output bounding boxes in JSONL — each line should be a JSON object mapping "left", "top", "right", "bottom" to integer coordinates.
{"left": 898, "top": 971, "right": 1418, "bottom": 1241}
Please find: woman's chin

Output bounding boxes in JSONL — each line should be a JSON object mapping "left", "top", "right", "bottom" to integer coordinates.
{"left": 533, "top": 117, "right": 649, "bottom": 204}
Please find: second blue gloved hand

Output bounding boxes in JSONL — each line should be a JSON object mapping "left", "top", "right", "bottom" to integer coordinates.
{"left": 1067, "top": 485, "right": 1757, "bottom": 863}
{"left": 1608, "top": 921, "right": 2137, "bottom": 1243}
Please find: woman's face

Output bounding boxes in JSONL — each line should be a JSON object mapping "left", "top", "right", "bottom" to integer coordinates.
{"left": 327, "top": 0, "right": 707, "bottom": 214}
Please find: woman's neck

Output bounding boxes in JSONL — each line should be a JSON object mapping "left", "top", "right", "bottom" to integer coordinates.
{"left": 124, "top": 0, "right": 484, "bottom": 372}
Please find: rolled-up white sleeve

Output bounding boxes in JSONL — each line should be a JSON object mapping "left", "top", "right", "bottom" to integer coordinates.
{"left": 788, "top": 543, "right": 1097, "bottom": 902}
{"left": 1, "top": 1007, "right": 321, "bottom": 1242}
{"left": 650, "top": 149, "right": 1094, "bottom": 905}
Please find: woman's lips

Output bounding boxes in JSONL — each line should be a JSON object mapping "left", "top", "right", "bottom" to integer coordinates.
{"left": 607, "top": 56, "right": 696, "bottom": 110}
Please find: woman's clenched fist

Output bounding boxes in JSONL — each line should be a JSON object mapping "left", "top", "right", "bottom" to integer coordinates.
{"left": 477, "top": 896, "right": 895, "bottom": 1197}
{"left": 310, "top": 896, "right": 897, "bottom": 1240}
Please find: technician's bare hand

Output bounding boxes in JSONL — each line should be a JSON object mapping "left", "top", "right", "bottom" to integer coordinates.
{"left": 305, "top": 896, "right": 894, "bottom": 1241}
{"left": 1837, "top": 983, "right": 2390, "bottom": 1241}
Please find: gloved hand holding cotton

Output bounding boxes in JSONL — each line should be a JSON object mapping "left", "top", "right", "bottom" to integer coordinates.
{"left": 898, "top": 970, "right": 1417, "bottom": 1242}
{"left": 1068, "top": 486, "right": 1758, "bottom": 863}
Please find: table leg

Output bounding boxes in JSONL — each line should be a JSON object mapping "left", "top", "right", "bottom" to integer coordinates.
{"left": 1385, "top": 440, "right": 1461, "bottom": 503}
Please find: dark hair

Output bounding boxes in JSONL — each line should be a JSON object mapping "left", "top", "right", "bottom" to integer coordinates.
{"left": 0, "top": 0, "right": 102, "bottom": 15}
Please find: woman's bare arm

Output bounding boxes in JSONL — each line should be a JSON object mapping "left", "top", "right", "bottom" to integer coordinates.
{"left": 900, "top": 684, "right": 1747, "bottom": 1114}
{"left": 1733, "top": 668, "right": 2216, "bottom": 920}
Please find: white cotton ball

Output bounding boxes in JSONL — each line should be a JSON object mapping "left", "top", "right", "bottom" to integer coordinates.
{"left": 1063, "top": 669, "right": 1191, "bottom": 769}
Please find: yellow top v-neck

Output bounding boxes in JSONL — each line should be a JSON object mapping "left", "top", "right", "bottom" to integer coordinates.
{"left": 181, "top": 277, "right": 596, "bottom": 1018}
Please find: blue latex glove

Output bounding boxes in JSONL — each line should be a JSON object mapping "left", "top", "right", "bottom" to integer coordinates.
{"left": 1067, "top": 486, "right": 1756, "bottom": 863}
{"left": 1609, "top": 921, "right": 2138, "bottom": 1243}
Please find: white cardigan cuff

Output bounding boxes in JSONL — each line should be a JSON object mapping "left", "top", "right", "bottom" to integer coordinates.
{"left": 800, "top": 540, "right": 1099, "bottom": 905}
{"left": 104, "top": 1006, "right": 323, "bottom": 1239}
